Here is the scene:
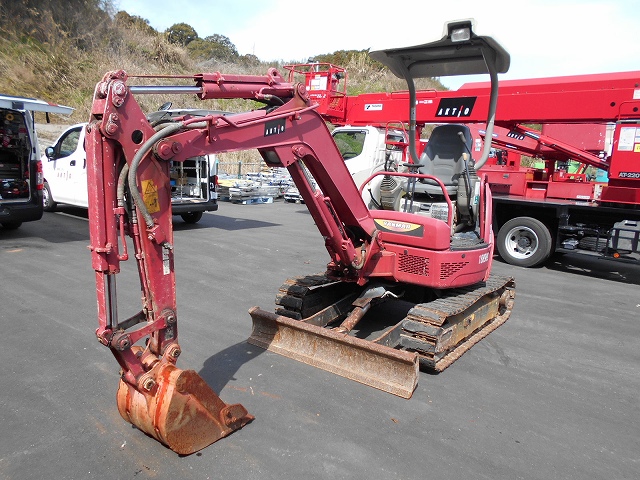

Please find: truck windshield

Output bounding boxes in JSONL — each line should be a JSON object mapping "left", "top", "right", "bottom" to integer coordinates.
{"left": 333, "top": 130, "right": 366, "bottom": 161}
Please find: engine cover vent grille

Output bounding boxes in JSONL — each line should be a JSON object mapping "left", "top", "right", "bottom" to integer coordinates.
{"left": 399, "top": 253, "right": 430, "bottom": 277}
{"left": 440, "top": 261, "right": 469, "bottom": 280}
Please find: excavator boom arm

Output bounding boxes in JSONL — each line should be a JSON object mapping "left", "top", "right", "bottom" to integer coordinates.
{"left": 87, "top": 68, "right": 387, "bottom": 454}
{"left": 87, "top": 69, "right": 383, "bottom": 389}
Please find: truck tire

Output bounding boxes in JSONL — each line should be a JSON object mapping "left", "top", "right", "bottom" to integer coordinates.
{"left": 42, "top": 181, "right": 57, "bottom": 212}
{"left": 497, "top": 217, "right": 552, "bottom": 267}
{"left": 1, "top": 221, "right": 22, "bottom": 230}
{"left": 180, "top": 211, "right": 203, "bottom": 224}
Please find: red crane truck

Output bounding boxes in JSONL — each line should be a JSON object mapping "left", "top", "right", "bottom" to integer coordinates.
{"left": 287, "top": 64, "right": 640, "bottom": 267}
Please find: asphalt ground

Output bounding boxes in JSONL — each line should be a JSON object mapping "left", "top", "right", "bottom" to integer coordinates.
{"left": 1, "top": 201, "right": 639, "bottom": 480}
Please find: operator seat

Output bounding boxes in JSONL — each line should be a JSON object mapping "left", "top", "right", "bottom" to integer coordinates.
{"left": 413, "top": 124, "right": 472, "bottom": 196}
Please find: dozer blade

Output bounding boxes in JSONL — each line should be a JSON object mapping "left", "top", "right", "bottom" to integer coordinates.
{"left": 117, "top": 363, "right": 253, "bottom": 455}
{"left": 248, "top": 306, "right": 419, "bottom": 398}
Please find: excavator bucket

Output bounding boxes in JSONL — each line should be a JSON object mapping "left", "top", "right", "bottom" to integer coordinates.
{"left": 248, "top": 307, "right": 419, "bottom": 398}
{"left": 116, "top": 363, "right": 253, "bottom": 455}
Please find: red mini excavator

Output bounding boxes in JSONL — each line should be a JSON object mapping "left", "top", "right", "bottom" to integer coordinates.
{"left": 86, "top": 20, "right": 515, "bottom": 454}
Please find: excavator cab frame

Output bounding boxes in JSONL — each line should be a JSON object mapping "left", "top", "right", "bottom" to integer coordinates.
{"left": 371, "top": 19, "right": 509, "bottom": 168}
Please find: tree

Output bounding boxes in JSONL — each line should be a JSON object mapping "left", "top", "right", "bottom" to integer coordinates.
{"left": 114, "top": 11, "right": 157, "bottom": 35}
{"left": 186, "top": 34, "right": 239, "bottom": 63}
{"left": 240, "top": 54, "right": 260, "bottom": 67}
{"left": 185, "top": 38, "right": 212, "bottom": 59}
{"left": 203, "top": 34, "right": 238, "bottom": 62}
{"left": 166, "top": 23, "right": 198, "bottom": 46}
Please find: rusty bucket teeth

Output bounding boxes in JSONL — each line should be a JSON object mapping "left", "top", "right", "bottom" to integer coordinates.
{"left": 248, "top": 307, "right": 418, "bottom": 398}
{"left": 117, "top": 363, "right": 253, "bottom": 455}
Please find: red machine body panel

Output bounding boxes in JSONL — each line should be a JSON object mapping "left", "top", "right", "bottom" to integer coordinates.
{"left": 308, "top": 70, "right": 640, "bottom": 126}
{"left": 541, "top": 123, "right": 609, "bottom": 153}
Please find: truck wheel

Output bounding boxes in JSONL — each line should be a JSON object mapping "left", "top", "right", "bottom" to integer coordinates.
{"left": 1, "top": 221, "right": 22, "bottom": 230}
{"left": 180, "top": 212, "right": 203, "bottom": 224}
{"left": 42, "top": 181, "right": 57, "bottom": 212}
{"left": 497, "top": 217, "right": 552, "bottom": 267}
{"left": 0, "top": 222, "right": 22, "bottom": 230}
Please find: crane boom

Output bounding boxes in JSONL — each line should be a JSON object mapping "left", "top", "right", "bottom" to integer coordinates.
{"left": 300, "top": 68, "right": 640, "bottom": 126}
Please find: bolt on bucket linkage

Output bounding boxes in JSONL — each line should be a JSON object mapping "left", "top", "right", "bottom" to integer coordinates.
{"left": 116, "top": 352, "right": 253, "bottom": 455}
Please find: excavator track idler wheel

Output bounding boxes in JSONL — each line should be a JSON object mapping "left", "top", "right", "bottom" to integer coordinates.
{"left": 116, "top": 363, "right": 253, "bottom": 455}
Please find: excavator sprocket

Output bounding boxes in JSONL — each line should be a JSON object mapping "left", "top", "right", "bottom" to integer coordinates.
{"left": 116, "top": 362, "right": 253, "bottom": 455}
{"left": 248, "top": 274, "right": 515, "bottom": 397}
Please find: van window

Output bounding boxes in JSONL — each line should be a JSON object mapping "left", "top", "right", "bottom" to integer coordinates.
{"left": 57, "top": 128, "right": 82, "bottom": 158}
{"left": 333, "top": 130, "right": 367, "bottom": 160}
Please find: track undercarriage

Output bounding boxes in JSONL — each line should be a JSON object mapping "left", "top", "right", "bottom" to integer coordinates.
{"left": 248, "top": 274, "right": 515, "bottom": 398}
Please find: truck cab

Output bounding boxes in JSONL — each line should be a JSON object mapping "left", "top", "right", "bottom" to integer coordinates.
{"left": 283, "top": 125, "right": 408, "bottom": 204}
{"left": 42, "top": 123, "right": 87, "bottom": 208}
{"left": 332, "top": 125, "right": 407, "bottom": 188}
{"left": 0, "top": 94, "right": 73, "bottom": 229}
{"left": 42, "top": 120, "right": 219, "bottom": 223}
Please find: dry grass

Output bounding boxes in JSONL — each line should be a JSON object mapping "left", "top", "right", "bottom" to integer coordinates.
{"left": 0, "top": 4, "right": 449, "bottom": 166}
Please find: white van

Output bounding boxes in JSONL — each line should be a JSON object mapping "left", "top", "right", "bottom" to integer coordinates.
{"left": 42, "top": 119, "right": 219, "bottom": 223}
{"left": 0, "top": 94, "right": 72, "bottom": 229}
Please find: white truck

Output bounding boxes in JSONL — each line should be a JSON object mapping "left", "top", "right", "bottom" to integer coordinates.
{"left": 332, "top": 125, "right": 408, "bottom": 187}
{"left": 283, "top": 125, "right": 408, "bottom": 203}
{"left": 42, "top": 115, "right": 219, "bottom": 223}
{"left": 284, "top": 125, "right": 407, "bottom": 203}
{"left": 0, "top": 94, "right": 73, "bottom": 229}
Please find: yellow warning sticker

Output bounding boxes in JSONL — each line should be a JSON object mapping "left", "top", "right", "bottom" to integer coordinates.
{"left": 634, "top": 143, "right": 640, "bottom": 153}
{"left": 141, "top": 179, "right": 160, "bottom": 214}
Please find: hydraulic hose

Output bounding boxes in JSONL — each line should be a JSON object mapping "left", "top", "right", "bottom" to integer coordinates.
{"left": 474, "top": 48, "right": 499, "bottom": 170}
{"left": 117, "top": 164, "right": 129, "bottom": 208}
{"left": 127, "top": 122, "right": 184, "bottom": 229}
{"left": 398, "top": 65, "right": 420, "bottom": 167}
{"left": 118, "top": 122, "right": 183, "bottom": 212}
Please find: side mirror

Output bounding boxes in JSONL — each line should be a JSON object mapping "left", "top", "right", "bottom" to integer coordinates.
{"left": 209, "top": 155, "right": 219, "bottom": 176}
{"left": 45, "top": 146, "right": 55, "bottom": 160}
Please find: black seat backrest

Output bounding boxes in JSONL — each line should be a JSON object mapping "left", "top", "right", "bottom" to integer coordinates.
{"left": 415, "top": 124, "right": 472, "bottom": 196}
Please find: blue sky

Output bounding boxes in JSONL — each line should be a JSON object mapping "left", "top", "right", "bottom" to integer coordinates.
{"left": 115, "top": 0, "right": 640, "bottom": 89}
